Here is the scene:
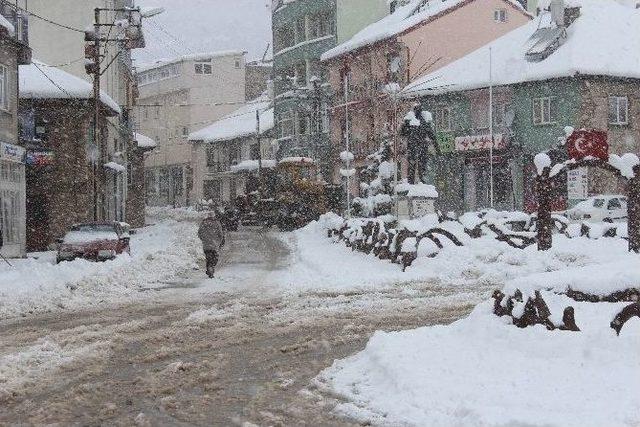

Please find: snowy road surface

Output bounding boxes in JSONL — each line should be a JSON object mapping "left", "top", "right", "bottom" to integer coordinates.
{"left": 0, "top": 226, "right": 485, "bottom": 426}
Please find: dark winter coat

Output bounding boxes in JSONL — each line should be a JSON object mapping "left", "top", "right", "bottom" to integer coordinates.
{"left": 400, "top": 108, "right": 439, "bottom": 153}
{"left": 198, "top": 217, "right": 225, "bottom": 251}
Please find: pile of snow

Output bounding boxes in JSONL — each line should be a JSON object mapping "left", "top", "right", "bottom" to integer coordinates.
{"left": 62, "top": 230, "right": 119, "bottom": 244}
{"left": 609, "top": 153, "right": 639, "bottom": 179}
{"left": 395, "top": 182, "right": 438, "bottom": 198}
{"left": 19, "top": 61, "right": 121, "bottom": 114}
{"left": 317, "top": 298, "right": 640, "bottom": 426}
{"left": 145, "top": 206, "right": 206, "bottom": 222}
{"left": 404, "top": 0, "right": 640, "bottom": 96}
{"left": 0, "top": 217, "right": 201, "bottom": 319}
{"left": 188, "top": 94, "right": 273, "bottom": 143}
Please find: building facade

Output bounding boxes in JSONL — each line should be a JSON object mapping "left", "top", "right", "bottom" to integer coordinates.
{"left": 404, "top": 1, "right": 640, "bottom": 213}
{"left": 27, "top": 0, "right": 145, "bottom": 224}
{"left": 271, "top": 0, "right": 389, "bottom": 180}
{"left": 322, "top": 0, "right": 531, "bottom": 190}
{"left": 189, "top": 98, "right": 275, "bottom": 205}
{"left": 136, "top": 51, "right": 248, "bottom": 207}
{"left": 0, "top": 1, "right": 30, "bottom": 258}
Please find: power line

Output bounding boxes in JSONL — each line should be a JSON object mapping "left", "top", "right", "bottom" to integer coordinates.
{"left": 20, "top": 8, "right": 85, "bottom": 33}
{"left": 32, "top": 62, "right": 74, "bottom": 99}
{"left": 148, "top": 20, "right": 197, "bottom": 55}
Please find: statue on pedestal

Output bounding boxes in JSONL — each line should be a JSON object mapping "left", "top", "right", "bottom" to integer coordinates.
{"left": 400, "top": 103, "right": 440, "bottom": 184}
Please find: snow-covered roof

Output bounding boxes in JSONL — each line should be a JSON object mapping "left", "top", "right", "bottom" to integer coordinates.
{"left": 188, "top": 95, "right": 273, "bottom": 143}
{"left": 279, "top": 157, "right": 315, "bottom": 165}
{"left": 137, "top": 50, "right": 246, "bottom": 73}
{"left": 104, "top": 162, "right": 126, "bottom": 173}
{"left": 0, "top": 14, "right": 15, "bottom": 36}
{"left": 321, "top": 0, "right": 529, "bottom": 62}
{"left": 230, "top": 159, "right": 277, "bottom": 173}
{"left": 19, "top": 61, "right": 121, "bottom": 114}
{"left": 403, "top": 0, "right": 640, "bottom": 97}
{"left": 135, "top": 133, "right": 156, "bottom": 148}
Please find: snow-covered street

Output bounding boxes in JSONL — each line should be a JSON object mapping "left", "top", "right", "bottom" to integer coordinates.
{"left": 0, "top": 216, "right": 483, "bottom": 426}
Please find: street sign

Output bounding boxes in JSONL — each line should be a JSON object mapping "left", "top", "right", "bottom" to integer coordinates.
{"left": 567, "top": 167, "right": 588, "bottom": 200}
{"left": 567, "top": 129, "right": 608, "bottom": 160}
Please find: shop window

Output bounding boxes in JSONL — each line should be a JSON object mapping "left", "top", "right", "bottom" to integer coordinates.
{"left": 609, "top": 96, "right": 628, "bottom": 125}
{"left": 532, "top": 97, "right": 557, "bottom": 125}
{"left": 203, "top": 180, "right": 222, "bottom": 201}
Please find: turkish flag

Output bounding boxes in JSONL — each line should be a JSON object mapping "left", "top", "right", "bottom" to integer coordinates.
{"left": 567, "top": 130, "right": 608, "bottom": 160}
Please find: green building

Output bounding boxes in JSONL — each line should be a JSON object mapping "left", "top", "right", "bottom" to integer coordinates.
{"left": 404, "top": 1, "right": 640, "bottom": 213}
{"left": 271, "top": 0, "right": 389, "bottom": 179}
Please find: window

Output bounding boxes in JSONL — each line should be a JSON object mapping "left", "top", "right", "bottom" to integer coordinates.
{"left": 0, "top": 65, "right": 9, "bottom": 111}
{"left": 206, "top": 147, "right": 219, "bottom": 168}
{"left": 607, "top": 198, "right": 622, "bottom": 210}
{"left": 182, "top": 127, "right": 189, "bottom": 137}
{"left": 321, "top": 102, "right": 330, "bottom": 133}
{"left": 279, "top": 110, "right": 294, "bottom": 138}
{"left": 532, "top": 97, "right": 557, "bottom": 125}
{"left": 250, "top": 143, "right": 260, "bottom": 160}
{"left": 494, "top": 9, "right": 507, "bottom": 22}
{"left": 295, "top": 61, "right": 307, "bottom": 86}
{"left": 297, "top": 113, "right": 310, "bottom": 135}
{"left": 275, "top": 25, "right": 295, "bottom": 52}
{"left": 609, "top": 96, "right": 628, "bottom": 125}
{"left": 436, "top": 107, "right": 452, "bottom": 131}
{"left": 295, "top": 16, "right": 306, "bottom": 44}
{"left": 235, "top": 59, "right": 241, "bottom": 69}
{"left": 196, "top": 63, "right": 212, "bottom": 74}
{"left": 228, "top": 145, "right": 240, "bottom": 166}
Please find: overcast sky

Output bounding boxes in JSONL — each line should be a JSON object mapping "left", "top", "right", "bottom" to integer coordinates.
{"left": 134, "top": 0, "right": 272, "bottom": 66}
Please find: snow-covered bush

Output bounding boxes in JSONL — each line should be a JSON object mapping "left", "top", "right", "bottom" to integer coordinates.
{"left": 352, "top": 133, "right": 395, "bottom": 217}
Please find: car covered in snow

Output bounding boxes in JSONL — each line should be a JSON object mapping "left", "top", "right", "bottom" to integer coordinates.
{"left": 56, "top": 222, "right": 131, "bottom": 264}
{"left": 565, "top": 195, "right": 627, "bottom": 222}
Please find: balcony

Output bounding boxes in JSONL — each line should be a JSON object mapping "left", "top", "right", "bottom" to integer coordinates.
{"left": 0, "top": 0, "right": 31, "bottom": 64}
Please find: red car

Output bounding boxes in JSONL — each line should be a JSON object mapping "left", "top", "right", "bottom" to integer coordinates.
{"left": 56, "top": 222, "right": 131, "bottom": 264}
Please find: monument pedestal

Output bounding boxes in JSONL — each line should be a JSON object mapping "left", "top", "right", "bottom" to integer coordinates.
{"left": 394, "top": 183, "right": 439, "bottom": 220}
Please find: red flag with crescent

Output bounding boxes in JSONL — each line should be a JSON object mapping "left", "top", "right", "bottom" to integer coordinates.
{"left": 567, "top": 130, "right": 608, "bottom": 161}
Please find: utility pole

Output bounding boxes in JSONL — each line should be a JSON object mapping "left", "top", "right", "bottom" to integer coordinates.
{"left": 85, "top": 6, "right": 163, "bottom": 221}
{"left": 256, "top": 109, "right": 262, "bottom": 200}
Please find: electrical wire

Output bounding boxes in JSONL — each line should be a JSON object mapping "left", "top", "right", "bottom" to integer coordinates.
{"left": 20, "top": 8, "right": 85, "bottom": 33}
{"left": 148, "top": 20, "right": 197, "bottom": 55}
{"left": 32, "top": 62, "right": 75, "bottom": 99}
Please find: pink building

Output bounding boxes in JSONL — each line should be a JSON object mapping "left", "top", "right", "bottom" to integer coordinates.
{"left": 321, "top": 0, "right": 531, "bottom": 187}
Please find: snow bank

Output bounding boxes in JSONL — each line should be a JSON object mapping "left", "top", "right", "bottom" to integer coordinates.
{"left": 0, "top": 217, "right": 201, "bottom": 319}
{"left": 318, "top": 299, "right": 640, "bottom": 427}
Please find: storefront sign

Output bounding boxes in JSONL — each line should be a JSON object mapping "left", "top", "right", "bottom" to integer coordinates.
{"left": 454, "top": 134, "right": 506, "bottom": 152}
{"left": 412, "top": 198, "right": 435, "bottom": 217}
{"left": 567, "top": 167, "right": 588, "bottom": 200}
{"left": 1, "top": 143, "right": 25, "bottom": 163}
{"left": 436, "top": 132, "right": 455, "bottom": 154}
{"left": 567, "top": 129, "right": 608, "bottom": 160}
{"left": 26, "top": 151, "right": 54, "bottom": 166}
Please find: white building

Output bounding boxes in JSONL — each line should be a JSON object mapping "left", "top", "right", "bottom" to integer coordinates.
{"left": 136, "top": 51, "right": 248, "bottom": 207}
{"left": 189, "top": 95, "right": 275, "bottom": 204}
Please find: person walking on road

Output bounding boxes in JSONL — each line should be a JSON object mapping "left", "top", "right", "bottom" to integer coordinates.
{"left": 198, "top": 211, "right": 225, "bottom": 278}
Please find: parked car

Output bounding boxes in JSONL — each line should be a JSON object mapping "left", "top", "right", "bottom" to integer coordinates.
{"left": 565, "top": 195, "right": 627, "bottom": 222}
{"left": 56, "top": 222, "right": 131, "bottom": 264}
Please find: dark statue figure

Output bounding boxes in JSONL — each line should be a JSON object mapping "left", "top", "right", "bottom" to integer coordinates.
{"left": 400, "top": 103, "right": 440, "bottom": 184}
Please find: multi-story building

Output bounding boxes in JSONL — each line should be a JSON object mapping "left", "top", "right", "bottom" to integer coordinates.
{"left": 19, "top": 62, "right": 120, "bottom": 251}
{"left": 135, "top": 51, "right": 249, "bottom": 207}
{"left": 404, "top": 0, "right": 640, "bottom": 213}
{"left": 0, "top": 0, "right": 31, "bottom": 258}
{"left": 189, "top": 95, "right": 275, "bottom": 205}
{"left": 271, "top": 0, "right": 389, "bottom": 180}
{"left": 321, "top": 0, "right": 531, "bottom": 190}
{"left": 26, "top": 0, "right": 146, "bottom": 224}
